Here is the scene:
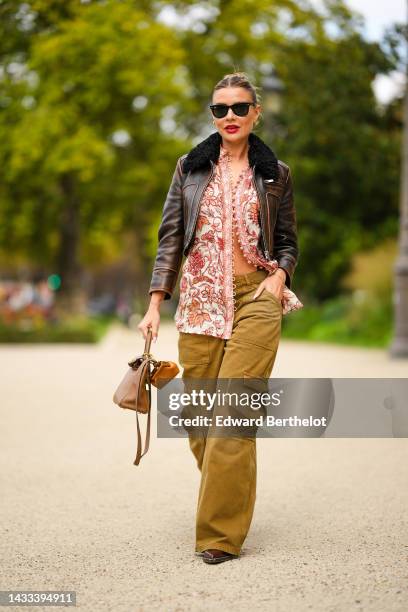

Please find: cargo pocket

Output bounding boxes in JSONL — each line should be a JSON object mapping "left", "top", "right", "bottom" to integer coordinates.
{"left": 178, "top": 332, "right": 210, "bottom": 365}
{"left": 241, "top": 369, "right": 270, "bottom": 420}
{"left": 178, "top": 333, "right": 212, "bottom": 415}
{"left": 243, "top": 370, "right": 270, "bottom": 393}
{"left": 240, "top": 339, "right": 278, "bottom": 383}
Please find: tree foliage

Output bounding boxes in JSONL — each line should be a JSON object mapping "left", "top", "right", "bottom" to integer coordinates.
{"left": 0, "top": 0, "right": 403, "bottom": 303}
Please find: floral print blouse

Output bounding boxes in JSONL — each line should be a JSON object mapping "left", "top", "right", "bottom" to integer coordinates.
{"left": 174, "top": 145, "right": 303, "bottom": 339}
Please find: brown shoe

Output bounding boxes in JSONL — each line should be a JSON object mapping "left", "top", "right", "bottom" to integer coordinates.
{"left": 201, "top": 549, "right": 237, "bottom": 564}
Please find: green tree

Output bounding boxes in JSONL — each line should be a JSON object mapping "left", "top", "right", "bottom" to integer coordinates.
{"left": 0, "top": 0, "right": 190, "bottom": 309}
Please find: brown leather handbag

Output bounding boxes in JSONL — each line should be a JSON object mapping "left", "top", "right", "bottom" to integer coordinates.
{"left": 113, "top": 328, "right": 179, "bottom": 465}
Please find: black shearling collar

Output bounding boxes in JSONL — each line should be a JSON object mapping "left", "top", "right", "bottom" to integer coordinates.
{"left": 182, "top": 131, "right": 279, "bottom": 181}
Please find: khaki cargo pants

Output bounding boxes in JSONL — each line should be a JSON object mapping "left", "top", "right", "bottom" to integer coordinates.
{"left": 177, "top": 269, "right": 282, "bottom": 556}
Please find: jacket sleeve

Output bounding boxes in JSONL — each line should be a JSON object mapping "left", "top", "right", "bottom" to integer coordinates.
{"left": 148, "top": 157, "right": 185, "bottom": 300}
{"left": 272, "top": 166, "right": 299, "bottom": 289}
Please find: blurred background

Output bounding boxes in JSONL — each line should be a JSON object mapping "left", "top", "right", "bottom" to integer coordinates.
{"left": 0, "top": 0, "right": 406, "bottom": 349}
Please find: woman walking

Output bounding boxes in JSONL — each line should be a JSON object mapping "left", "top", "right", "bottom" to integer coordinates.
{"left": 139, "top": 72, "right": 303, "bottom": 564}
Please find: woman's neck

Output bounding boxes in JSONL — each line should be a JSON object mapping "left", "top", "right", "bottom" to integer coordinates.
{"left": 221, "top": 139, "right": 249, "bottom": 162}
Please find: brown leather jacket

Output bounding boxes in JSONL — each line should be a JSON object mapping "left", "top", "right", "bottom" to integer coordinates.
{"left": 149, "top": 131, "right": 299, "bottom": 299}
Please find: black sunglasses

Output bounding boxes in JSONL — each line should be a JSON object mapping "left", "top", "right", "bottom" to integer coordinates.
{"left": 209, "top": 102, "right": 256, "bottom": 119}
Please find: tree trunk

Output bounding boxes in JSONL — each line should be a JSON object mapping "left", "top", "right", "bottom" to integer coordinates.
{"left": 55, "top": 173, "right": 86, "bottom": 316}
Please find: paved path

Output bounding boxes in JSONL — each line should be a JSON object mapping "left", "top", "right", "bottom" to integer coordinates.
{"left": 1, "top": 323, "right": 407, "bottom": 611}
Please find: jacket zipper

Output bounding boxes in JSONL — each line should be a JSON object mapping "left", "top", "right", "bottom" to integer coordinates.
{"left": 184, "top": 161, "right": 215, "bottom": 254}
{"left": 252, "top": 163, "right": 270, "bottom": 260}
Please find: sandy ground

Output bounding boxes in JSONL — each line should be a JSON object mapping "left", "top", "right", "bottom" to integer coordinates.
{"left": 1, "top": 323, "right": 407, "bottom": 612}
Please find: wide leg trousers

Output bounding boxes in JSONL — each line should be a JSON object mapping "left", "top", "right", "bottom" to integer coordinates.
{"left": 177, "top": 269, "right": 282, "bottom": 556}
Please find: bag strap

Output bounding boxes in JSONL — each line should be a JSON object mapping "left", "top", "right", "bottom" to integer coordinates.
{"left": 133, "top": 329, "right": 154, "bottom": 466}
{"left": 133, "top": 389, "right": 151, "bottom": 465}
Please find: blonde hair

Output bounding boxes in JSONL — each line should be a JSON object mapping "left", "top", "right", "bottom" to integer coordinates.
{"left": 212, "top": 71, "right": 262, "bottom": 125}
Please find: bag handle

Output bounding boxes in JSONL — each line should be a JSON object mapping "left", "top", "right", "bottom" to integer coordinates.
{"left": 143, "top": 327, "right": 153, "bottom": 355}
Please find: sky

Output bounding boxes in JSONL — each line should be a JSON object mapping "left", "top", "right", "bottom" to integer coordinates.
{"left": 343, "top": 0, "right": 405, "bottom": 41}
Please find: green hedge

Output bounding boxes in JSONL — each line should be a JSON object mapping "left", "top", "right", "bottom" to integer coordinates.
{"left": 0, "top": 315, "right": 114, "bottom": 343}
{"left": 282, "top": 292, "right": 393, "bottom": 348}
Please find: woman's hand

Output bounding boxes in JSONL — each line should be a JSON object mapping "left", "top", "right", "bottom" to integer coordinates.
{"left": 253, "top": 268, "right": 286, "bottom": 301}
{"left": 137, "top": 291, "right": 165, "bottom": 342}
